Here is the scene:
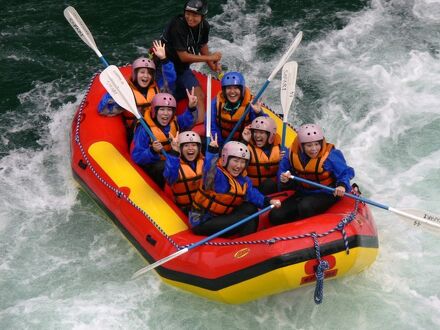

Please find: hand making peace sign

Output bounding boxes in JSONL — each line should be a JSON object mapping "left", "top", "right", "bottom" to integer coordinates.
{"left": 186, "top": 87, "right": 198, "bottom": 108}
{"left": 169, "top": 131, "right": 180, "bottom": 153}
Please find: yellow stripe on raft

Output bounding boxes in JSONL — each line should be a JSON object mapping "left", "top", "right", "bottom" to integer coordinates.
{"left": 88, "top": 141, "right": 188, "bottom": 235}
{"left": 161, "top": 246, "right": 378, "bottom": 304}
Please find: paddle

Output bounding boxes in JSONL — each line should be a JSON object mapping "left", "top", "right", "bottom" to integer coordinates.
{"left": 99, "top": 65, "right": 167, "bottom": 157}
{"left": 224, "top": 31, "right": 303, "bottom": 145}
{"left": 132, "top": 204, "right": 275, "bottom": 279}
{"left": 289, "top": 175, "right": 440, "bottom": 231}
{"left": 206, "top": 74, "right": 212, "bottom": 146}
{"left": 280, "top": 61, "right": 298, "bottom": 150}
{"left": 63, "top": 6, "right": 109, "bottom": 67}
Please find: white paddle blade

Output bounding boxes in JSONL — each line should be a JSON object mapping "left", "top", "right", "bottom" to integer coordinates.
{"left": 269, "top": 31, "right": 303, "bottom": 81}
{"left": 280, "top": 61, "right": 298, "bottom": 122}
{"left": 99, "top": 65, "right": 140, "bottom": 119}
{"left": 206, "top": 74, "right": 212, "bottom": 139}
{"left": 396, "top": 208, "right": 440, "bottom": 230}
{"left": 63, "top": 6, "right": 102, "bottom": 57}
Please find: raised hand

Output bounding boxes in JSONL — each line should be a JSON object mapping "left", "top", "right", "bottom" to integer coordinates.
{"left": 152, "top": 40, "right": 166, "bottom": 60}
{"left": 209, "top": 133, "right": 218, "bottom": 148}
{"left": 169, "top": 131, "right": 180, "bottom": 153}
{"left": 186, "top": 87, "right": 198, "bottom": 108}
{"left": 241, "top": 125, "right": 252, "bottom": 142}
{"left": 250, "top": 100, "right": 263, "bottom": 114}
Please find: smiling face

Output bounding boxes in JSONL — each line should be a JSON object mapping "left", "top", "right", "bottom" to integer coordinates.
{"left": 226, "top": 157, "right": 247, "bottom": 177}
{"left": 181, "top": 142, "right": 199, "bottom": 162}
{"left": 155, "top": 107, "right": 174, "bottom": 126}
{"left": 303, "top": 141, "right": 322, "bottom": 159}
{"left": 224, "top": 86, "right": 242, "bottom": 103}
{"left": 136, "top": 68, "right": 153, "bottom": 88}
{"left": 252, "top": 129, "right": 269, "bottom": 148}
{"left": 184, "top": 10, "right": 203, "bottom": 28}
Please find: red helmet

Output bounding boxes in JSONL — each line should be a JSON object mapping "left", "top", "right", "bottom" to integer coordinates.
{"left": 250, "top": 116, "right": 277, "bottom": 144}
{"left": 151, "top": 93, "right": 176, "bottom": 118}
{"left": 221, "top": 141, "right": 250, "bottom": 167}
{"left": 296, "top": 124, "right": 324, "bottom": 144}
{"left": 131, "top": 57, "right": 156, "bottom": 81}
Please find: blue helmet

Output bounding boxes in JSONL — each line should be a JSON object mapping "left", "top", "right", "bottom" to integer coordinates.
{"left": 221, "top": 72, "right": 245, "bottom": 90}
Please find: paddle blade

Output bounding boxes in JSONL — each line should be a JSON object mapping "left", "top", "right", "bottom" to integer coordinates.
{"left": 269, "top": 31, "right": 303, "bottom": 81}
{"left": 396, "top": 208, "right": 440, "bottom": 230}
{"left": 64, "top": 7, "right": 100, "bottom": 56}
{"left": 280, "top": 61, "right": 298, "bottom": 123}
{"left": 99, "top": 65, "right": 140, "bottom": 119}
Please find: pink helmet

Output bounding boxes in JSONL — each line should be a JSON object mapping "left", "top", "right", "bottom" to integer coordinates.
{"left": 131, "top": 57, "right": 156, "bottom": 80}
{"left": 151, "top": 93, "right": 177, "bottom": 118}
{"left": 221, "top": 141, "right": 250, "bottom": 167}
{"left": 250, "top": 116, "right": 277, "bottom": 144}
{"left": 179, "top": 131, "right": 201, "bottom": 145}
{"left": 297, "top": 124, "right": 324, "bottom": 144}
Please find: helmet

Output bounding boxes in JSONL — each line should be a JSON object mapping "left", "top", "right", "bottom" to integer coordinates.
{"left": 184, "top": 0, "right": 208, "bottom": 15}
{"left": 221, "top": 71, "right": 245, "bottom": 90}
{"left": 250, "top": 117, "right": 277, "bottom": 144}
{"left": 151, "top": 93, "right": 177, "bottom": 118}
{"left": 296, "top": 124, "right": 324, "bottom": 144}
{"left": 178, "top": 131, "right": 201, "bottom": 145}
{"left": 131, "top": 57, "right": 156, "bottom": 80}
{"left": 221, "top": 141, "right": 250, "bottom": 167}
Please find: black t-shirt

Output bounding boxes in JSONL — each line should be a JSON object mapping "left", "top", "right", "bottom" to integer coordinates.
{"left": 161, "top": 15, "right": 210, "bottom": 74}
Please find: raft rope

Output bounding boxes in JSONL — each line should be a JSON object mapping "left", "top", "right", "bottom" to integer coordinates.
{"left": 75, "top": 72, "right": 360, "bottom": 305}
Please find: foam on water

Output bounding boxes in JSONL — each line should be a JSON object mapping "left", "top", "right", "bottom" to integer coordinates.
{"left": 1, "top": 0, "right": 440, "bottom": 329}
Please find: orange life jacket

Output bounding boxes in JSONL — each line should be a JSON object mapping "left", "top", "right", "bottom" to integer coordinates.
{"left": 192, "top": 166, "right": 248, "bottom": 215}
{"left": 171, "top": 157, "right": 204, "bottom": 209}
{"left": 122, "top": 80, "right": 160, "bottom": 134}
{"left": 289, "top": 138, "right": 335, "bottom": 189}
{"left": 247, "top": 134, "right": 282, "bottom": 187}
{"left": 216, "top": 87, "right": 252, "bottom": 140}
{"left": 143, "top": 109, "right": 178, "bottom": 159}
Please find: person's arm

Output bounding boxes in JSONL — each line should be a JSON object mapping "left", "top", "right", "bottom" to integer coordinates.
{"left": 244, "top": 176, "right": 266, "bottom": 208}
{"left": 208, "top": 98, "right": 224, "bottom": 146}
{"left": 163, "top": 150, "right": 181, "bottom": 185}
{"left": 199, "top": 44, "right": 221, "bottom": 72}
{"left": 176, "top": 47, "right": 221, "bottom": 65}
{"left": 98, "top": 92, "right": 124, "bottom": 116}
{"left": 324, "top": 149, "right": 355, "bottom": 192}
{"left": 177, "top": 88, "right": 198, "bottom": 129}
{"left": 130, "top": 127, "right": 161, "bottom": 166}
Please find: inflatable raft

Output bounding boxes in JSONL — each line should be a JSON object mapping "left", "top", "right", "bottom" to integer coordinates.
{"left": 70, "top": 67, "right": 379, "bottom": 304}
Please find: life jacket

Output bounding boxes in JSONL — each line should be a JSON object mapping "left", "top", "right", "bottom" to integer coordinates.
{"left": 216, "top": 87, "right": 252, "bottom": 140}
{"left": 247, "top": 134, "right": 282, "bottom": 187}
{"left": 143, "top": 109, "right": 178, "bottom": 159}
{"left": 171, "top": 157, "right": 204, "bottom": 209}
{"left": 123, "top": 80, "right": 160, "bottom": 142}
{"left": 193, "top": 166, "right": 248, "bottom": 215}
{"left": 289, "top": 138, "right": 335, "bottom": 189}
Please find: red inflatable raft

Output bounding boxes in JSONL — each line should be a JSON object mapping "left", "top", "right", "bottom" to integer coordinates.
{"left": 70, "top": 67, "right": 379, "bottom": 304}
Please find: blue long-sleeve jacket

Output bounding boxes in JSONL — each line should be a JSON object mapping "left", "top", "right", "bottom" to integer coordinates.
{"left": 98, "top": 59, "right": 177, "bottom": 114}
{"left": 208, "top": 97, "right": 267, "bottom": 146}
{"left": 201, "top": 147, "right": 268, "bottom": 208}
{"left": 278, "top": 147, "right": 355, "bottom": 194}
{"left": 130, "top": 109, "right": 195, "bottom": 165}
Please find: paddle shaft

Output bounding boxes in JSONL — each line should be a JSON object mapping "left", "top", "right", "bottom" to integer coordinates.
{"left": 132, "top": 205, "right": 274, "bottom": 278}
{"left": 289, "top": 175, "right": 440, "bottom": 229}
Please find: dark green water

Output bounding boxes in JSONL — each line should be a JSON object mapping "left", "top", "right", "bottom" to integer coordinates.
{"left": 1, "top": 0, "right": 440, "bottom": 329}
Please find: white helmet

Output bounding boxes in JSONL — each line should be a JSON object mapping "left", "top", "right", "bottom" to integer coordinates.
{"left": 296, "top": 124, "right": 324, "bottom": 143}
{"left": 221, "top": 141, "right": 250, "bottom": 167}
{"left": 250, "top": 116, "right": 277, "bottom": 144}
{"left": 178, "top": 131, "right": 202, "bottom": 145}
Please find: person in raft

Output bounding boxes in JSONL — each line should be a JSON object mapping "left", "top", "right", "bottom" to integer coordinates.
{"left": 130, "top": 90, "right": 198, "bottom": 189}
{"left": 98, "top": 41, "right": 176, "bottom": 137}
{"left": 241, "top": 116, "right": 282, "bottom": 195}
{"left": 268, "top": 124, "right": 354, "bottom": 225}
{"left": 163, "top": 130, "right": 204, "bottom": 214}
{"left": 189, "top": 135, "right": 282, "bottom": 237}
{"left": 161, "top": 0, "right": 222, "bottom": 124}
{"left": 209, "top": 71, "right": 266, "bottom": 146}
